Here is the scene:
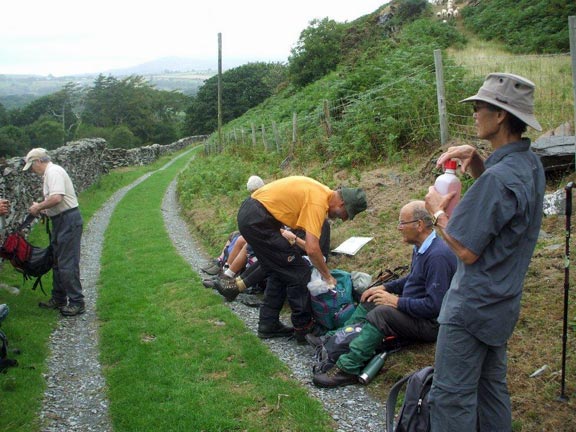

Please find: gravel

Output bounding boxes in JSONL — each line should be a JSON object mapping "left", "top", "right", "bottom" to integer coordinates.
{"left": 38, "top": 154, "right": 387, "bottom": 432}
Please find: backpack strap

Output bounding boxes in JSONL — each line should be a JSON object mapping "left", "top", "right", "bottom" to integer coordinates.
{"left": 386, "top": 372, "right": 412, "bottom": 431}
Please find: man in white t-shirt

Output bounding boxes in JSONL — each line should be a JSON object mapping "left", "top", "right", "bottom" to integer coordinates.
{"left": 24, "top": 148, "right": 85, "bottom": 316}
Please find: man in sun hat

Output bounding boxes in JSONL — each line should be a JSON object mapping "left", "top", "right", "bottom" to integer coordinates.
{"left": 424, "top": 73, "right": 545, "bottom": 431}
{"left": 23, "top": 148, "right": 85, "bottom": 317}
{"left": 231, "top": 176, "right": 367, "bottom": 342}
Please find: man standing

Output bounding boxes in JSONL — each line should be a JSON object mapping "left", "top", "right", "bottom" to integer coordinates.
{"left": 24, "top": 148, "right": 85, "bottom": 317}
{"left": 312, "top": 201, "right": 456, "bottom": 387}
{"left": 425, "top": 73, "right": 545, "bottom": 431}
{"left": 228, "top": 176, "right": 367, "bottom": 342}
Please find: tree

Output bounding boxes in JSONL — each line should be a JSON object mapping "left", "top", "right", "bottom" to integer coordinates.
{"left": 0, "top": 125, "right": 30, "bottom": 158}
{"left": 0, "top": 103, "right": 9, "bottom": 127}
{"left": 185, "top": 62, "right": 287, "bottom": 135}
{"left": 26, "top": 118, "right": 66, "bottom": 149}
{"left": 288, "top": 18, "right": 346, "bottom": 88}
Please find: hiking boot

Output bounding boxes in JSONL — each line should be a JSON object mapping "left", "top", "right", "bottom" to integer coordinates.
{"left": 214, "top": 275, "right": 240, "bottom": 302}
{"left": 60, "top": 304, "right": 85, "bottom": 317}
{"left": 39, "top": 298, "right": 66, "bottom": 310}
{"left": 201, "top": 259, "right": 221, "bottom": 276}
{"left": 202, "top": 277, "right": 217, "bottom": 289}
{"left": 313, "top": 366, "right": 358, "bottom": 388}
{"left": 257, "top": 321, "right": 294, "bottom": 339}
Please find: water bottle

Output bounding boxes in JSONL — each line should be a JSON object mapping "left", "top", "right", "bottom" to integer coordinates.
{"left": 358, "top": 351, "right": 390, "bottom": 384}
{"left": 434, "top": 159, "right": 461, "bottom": 217}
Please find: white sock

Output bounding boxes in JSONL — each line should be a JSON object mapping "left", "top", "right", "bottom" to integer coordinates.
{"left": 224, "top": 268, "right": 235, "bottom": 278}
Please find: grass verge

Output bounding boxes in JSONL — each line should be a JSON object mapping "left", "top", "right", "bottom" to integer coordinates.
{"left": 98, "top": 151, "right": 333, "bottom": 431}
{"left": 0, "top": 149, "right": 194, "bottom": 431}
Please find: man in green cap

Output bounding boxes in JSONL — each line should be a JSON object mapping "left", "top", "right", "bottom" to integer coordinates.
{"left": 219, "top": 176, "right": 367, "bottom": 343}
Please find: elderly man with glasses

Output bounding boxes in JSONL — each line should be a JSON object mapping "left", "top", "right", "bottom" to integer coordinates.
{"left": 313, "top": 200, "right": 456, "bottom": 387}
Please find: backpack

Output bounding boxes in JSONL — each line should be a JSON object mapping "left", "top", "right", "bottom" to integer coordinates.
{"left": 310, "top": 269, "right": 356, "bottom": 330}
{"left": 0, "top": 305, "right": 18, "bottom": 372}
{"left": 387, "top": 366, "right": 434, "bottom": 432}
{"left": 0, "top": 215, "right": 53, "bottom": 293}
{"left": 312, "top": 322, "right": 365, "bottom": 374}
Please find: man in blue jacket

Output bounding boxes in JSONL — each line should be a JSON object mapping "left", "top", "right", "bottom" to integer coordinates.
{"left": 313, "top": 200, "right": 457, "bottom": 387}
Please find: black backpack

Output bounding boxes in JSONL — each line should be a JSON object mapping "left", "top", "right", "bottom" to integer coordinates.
{"left": 312, "top": 322, "right": 365, "bottom": 374}
{"left": 387, "top": 366, "right": 434, "bottom": 432}
{"left": 0, "top": 304, "right": 18, "bottom": 372}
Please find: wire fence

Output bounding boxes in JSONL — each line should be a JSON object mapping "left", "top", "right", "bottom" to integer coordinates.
{"left": 207, "top": 47, "right": 575, "bottom": 164}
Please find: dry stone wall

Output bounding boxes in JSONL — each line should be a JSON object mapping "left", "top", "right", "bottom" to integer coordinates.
{"left": 0, "top": 135, "right": 205, "bottom": 232}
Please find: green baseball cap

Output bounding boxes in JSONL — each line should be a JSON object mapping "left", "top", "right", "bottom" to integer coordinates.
{"left": 340, "top": 187, "right": 367, "bottom": 220}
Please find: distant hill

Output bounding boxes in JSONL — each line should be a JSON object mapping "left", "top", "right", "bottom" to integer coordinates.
{"left": 102, "top": 56, "right": 218, "bottom": 76}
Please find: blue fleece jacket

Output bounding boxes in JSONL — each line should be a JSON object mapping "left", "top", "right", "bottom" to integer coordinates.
{"left": 385, "top": 234, "right": 456, "bottom": 319}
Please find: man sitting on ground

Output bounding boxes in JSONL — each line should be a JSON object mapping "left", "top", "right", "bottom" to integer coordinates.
{"left": 312, "top": 200, "right": 456, "bottom": 387}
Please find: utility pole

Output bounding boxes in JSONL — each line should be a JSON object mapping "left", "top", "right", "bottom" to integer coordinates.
{"left": 217, "top": 33, "right": 223, "bottom": 151}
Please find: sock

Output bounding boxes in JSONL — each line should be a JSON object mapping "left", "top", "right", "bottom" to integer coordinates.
{"left": 224, "top": 268, "right": 235, "bottom": 278}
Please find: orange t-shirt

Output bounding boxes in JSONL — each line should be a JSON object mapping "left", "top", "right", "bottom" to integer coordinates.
{"left": 252, "top": 176, "right": 332, "bottom": 239}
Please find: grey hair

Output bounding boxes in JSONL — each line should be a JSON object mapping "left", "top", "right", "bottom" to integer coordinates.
{"left": 412, "top": 204, "right": 433, "bottom": 228}
{"left": 39, "top": 155, "right": 51, "bottom": 163}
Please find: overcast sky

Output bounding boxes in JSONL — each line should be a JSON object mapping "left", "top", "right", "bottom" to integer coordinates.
{"left": 1, "top": 0, "right": 387, "bottom": 77}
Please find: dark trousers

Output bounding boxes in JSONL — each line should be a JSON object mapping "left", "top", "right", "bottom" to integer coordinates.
{"left": 237, "top": 198, "right": 312, "bottom": 329}
{"left": 51, "top": 208, "right": 84, "bottom": 306}
{"left": 365, "top": 302, "right": 439, "bottom": 342}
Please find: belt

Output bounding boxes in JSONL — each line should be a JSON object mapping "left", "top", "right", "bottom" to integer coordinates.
{"left": 50, "top": 207, "right": 79, "bottom": 220}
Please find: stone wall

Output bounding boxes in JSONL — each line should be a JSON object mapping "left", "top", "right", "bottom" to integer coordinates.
{"left": 0, "top": 136, "right": 206, "bottom": 232}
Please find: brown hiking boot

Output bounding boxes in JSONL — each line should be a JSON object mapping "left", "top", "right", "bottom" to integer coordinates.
{"left": 313, "top": 366, "right": 358, "bottom": 388}
{"left": 39, "top": 298, "right": 66, "bottom": 310}
{"left": 60, "top": 304, "right": 86, "bottom": 317}
{"left": 214, "top": 275, "right": 240, "bottom": 302}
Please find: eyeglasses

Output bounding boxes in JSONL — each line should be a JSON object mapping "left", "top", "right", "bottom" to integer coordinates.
{"left": 397, "top": 219, "right": 420, "bottom": 227}
{"left": 473, "top": 103, "right": 498, "bottom": 113}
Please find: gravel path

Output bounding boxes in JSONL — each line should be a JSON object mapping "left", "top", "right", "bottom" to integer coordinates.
{"left": 39, "top": 150, "right": 387, "bottom": 431}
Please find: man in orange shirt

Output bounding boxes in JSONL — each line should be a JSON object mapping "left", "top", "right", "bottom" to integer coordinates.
{"left": 228, "top": 176, "right": 367, "bottom": 342}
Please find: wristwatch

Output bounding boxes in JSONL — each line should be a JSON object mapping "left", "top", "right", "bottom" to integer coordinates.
{"left": 432, "top": 210, "right": 446, "bottom": 226}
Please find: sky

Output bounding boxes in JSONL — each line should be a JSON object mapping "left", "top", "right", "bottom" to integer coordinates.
{"left": 1, "top": 0, "right": 387, "bottom": 77}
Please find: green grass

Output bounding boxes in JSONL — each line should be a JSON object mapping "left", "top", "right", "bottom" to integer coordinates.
{"left": 0, "top": 150, "right": 194, "bottom": 431}
{"left": 97, "top": 151, "right": 333, "bottom": 431}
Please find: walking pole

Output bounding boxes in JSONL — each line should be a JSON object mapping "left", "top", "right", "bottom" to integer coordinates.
{"left": 559, "top": 181, "right": 573, "bottom": 402}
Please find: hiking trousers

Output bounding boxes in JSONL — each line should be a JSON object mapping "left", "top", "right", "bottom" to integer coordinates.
{"left": 237, "top": 198, "right": 312, "bottom": 329}
{"left": 429, "top": 324, "right": 511, "bottom": 432}
{"left": 51, "top": 208, "right": 84, "bottom": 306}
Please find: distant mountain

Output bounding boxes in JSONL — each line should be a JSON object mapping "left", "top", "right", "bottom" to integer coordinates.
{"left": 102, "top": 56, "right": 248, "bottom": 76}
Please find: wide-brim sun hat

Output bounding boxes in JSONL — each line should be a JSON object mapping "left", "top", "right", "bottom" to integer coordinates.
{"left": 460, "top": 72, "right": 542, "bottom": 131}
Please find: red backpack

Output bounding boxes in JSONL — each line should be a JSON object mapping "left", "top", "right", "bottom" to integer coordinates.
{"left": 0, "top": 215, "right": 53, "bottom": 293}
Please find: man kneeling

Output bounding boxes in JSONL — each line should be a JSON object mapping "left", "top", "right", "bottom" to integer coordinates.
{"left": 313, "top": 200, "right": 456, "bottom": 387}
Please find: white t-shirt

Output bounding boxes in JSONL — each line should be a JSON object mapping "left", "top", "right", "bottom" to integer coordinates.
{"left": 43, "top": 162, "right": 78, "bottom": 217}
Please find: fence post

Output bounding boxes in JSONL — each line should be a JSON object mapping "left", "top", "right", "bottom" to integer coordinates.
{"left": 569, "top": 16, "right": 576, "bottom": 164}
{"left": 261, "top": 124, "right": 268, "bottom": 151}
{"left": 291, "top": 112, "right": 297, "bottom": 157}
{"left": 251, "top": 123, "right": 257, "bottom": 148}
{"left": 434, "top": 49, "right": 449, "bottom": 146}
{"left": 272, "top": 121, "right": 281, "bottom": 152}
{"left": 322, "top": 100, "right": 332, "bottom": 137}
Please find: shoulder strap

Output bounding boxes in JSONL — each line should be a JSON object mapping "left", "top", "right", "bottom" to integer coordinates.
{"left": 386, "top": 372, "right": 411, "bottom": 431}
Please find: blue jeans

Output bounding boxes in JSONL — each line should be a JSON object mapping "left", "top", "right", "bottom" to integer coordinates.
{"left": 430, "top": 324, "right": 511, "bottom": 432}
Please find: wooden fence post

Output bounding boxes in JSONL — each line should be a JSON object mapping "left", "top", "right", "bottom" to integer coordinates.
{"left": 434, "top": 49, "right": 449, "bottom": 146}
{"left": 322, "top": 100, "right": 332, "bottom": 137}
{"left": 291, "top": 112, "right": 297, "bottom": 157}
{"left": 272, "top": 121, "right": 281, "bottom": 152}
{"left": 251, "top": 123, "right": 257, "bottom": 148}
{"left": 261, "top": 124, "right": 268, "bottom": 151}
